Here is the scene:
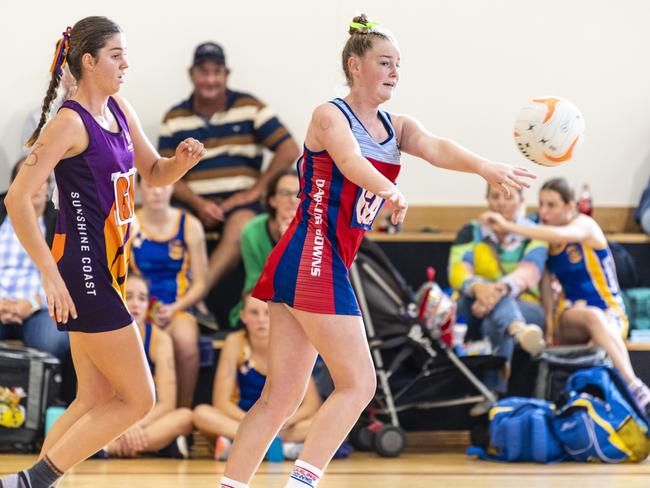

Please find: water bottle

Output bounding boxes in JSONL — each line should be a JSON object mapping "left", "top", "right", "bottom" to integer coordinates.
{"left": 266, "top": 436, "right": 284, "bottom": 462}
{"left": 45, "top": 406, "right": 66, "bottom": 435}
{"left": 577, "top": 183, "right": 593, "bottom": 216}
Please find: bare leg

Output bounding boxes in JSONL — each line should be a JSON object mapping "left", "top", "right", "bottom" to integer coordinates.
{"left": 167, "top": 314, "right": 200, "bottom": 407}
{"left": 38, "top": 333, "right": 115, "bottom": 459}
{"left": 44, "top": 324, "right": 155, "bottom": 471}
{"left": 206, "top": 209, "right": 255, "bottom": 290}
{"left": 559, "top": 306, "right": 636, "bottom": 383}
{"left": 223, "top": 303, "right": 318, "bottom": 483}
{"left": 193, "top": 404, "right": 242, "bottom": 439}
{"left": 287, "top": 308, "right": 376, "bottom": 469}
{"left": 107, "top": 408, "right": 194, "bottom": 455}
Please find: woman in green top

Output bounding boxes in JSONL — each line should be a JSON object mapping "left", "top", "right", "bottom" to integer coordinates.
{"left": 229, "top": 169, "right": 300, "bottom": 326}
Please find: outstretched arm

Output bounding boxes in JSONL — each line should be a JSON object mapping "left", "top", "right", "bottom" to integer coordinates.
{"left": 480, "top": 211, "right": 598, "bottom": 245}
{"left": 394, "top": 114, "right": 535, "bottom": 195}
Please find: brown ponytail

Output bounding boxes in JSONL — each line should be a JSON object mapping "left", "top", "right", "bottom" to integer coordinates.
{"left": 25, "top": 71, "right": 62, "bottom": 148}
{"left": 25, "top": 16, "right": 122, "bottom": 148}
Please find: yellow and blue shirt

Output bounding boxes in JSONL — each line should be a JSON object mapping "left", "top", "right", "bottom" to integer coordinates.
{"left": 548, "top": 242, "right": 627, "bottom": 325}
{"left": 131, "top": 210, "right": 191, "bottom": 305}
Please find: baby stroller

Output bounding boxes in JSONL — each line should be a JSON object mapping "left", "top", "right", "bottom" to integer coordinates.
{"left": 348, "top": 238, "right": 502, "bottom": 457}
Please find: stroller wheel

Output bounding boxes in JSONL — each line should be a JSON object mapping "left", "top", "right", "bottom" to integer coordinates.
{"left": 349, "top": 424, "right": 375, "bottom": 452}
{"left": 373, "top": 425, "right": 406, "bottom": 458}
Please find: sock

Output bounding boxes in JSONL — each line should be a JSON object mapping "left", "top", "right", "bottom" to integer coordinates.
{"left": 26, "top": 456, "right": 63, "bottom": 488}
{"left": 285, "top": 459, "right": 323, "bottom": 488}
{"left": 219, "top": 476, "right": 249, "bottom": 488}
{"left": 0, "top": 471, "right": 32, "bottom": 488}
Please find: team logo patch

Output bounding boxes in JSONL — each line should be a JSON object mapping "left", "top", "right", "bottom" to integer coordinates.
{"left": 111, "top": 168, "right": 137, "bottom": 226}
{"left": 567, "top": 244, "right": 583, "bottom": 264}
{"left": 168, "top": 239, "right": 184, "bottom": 260}
{"left": 351, "top": 188, "right": 384, "bottom": 230}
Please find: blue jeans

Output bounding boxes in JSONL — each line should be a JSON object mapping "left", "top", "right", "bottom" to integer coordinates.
{"left": 458, "top": 295, "right": 544, "bottom": 393}
{"left": 641, "top": 208, "right": 650, "bottom": 235}
{"left": 0, "top": 309, "right": 70, "bottom": 362}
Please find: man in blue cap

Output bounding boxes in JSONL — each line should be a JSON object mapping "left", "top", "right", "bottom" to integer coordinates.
{"left": 158, "top": 42, "right": 300, "bottom": 323}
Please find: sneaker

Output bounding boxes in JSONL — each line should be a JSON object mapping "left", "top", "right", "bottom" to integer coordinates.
{"left": 195, "top": 307, "right": 219, "bottom": 331}
{"left": 283, "top": 442, "right": 304, "bottom": 460}
{"left": 513, "top": 324, "right": 545, "bottom": 357}
{"left": 629, "top": 379, "right": 650, "bottom": 417}
{"left": 332, "top": 442, "right": 353, "bottom": 459}
{"left": 156, "top": 436, "right": 189, "bottom": 459}
{"left": 214, "top": 435, "right": 232, "bottom": 461}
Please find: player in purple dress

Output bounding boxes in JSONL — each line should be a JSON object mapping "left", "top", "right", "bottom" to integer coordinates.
{"left": 2, "top": 17, "right": 205, "bottom": 488}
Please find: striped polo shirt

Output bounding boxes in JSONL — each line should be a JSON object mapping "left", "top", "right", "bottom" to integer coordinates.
{"left": 158, "top": 89, "right": 291, "bottom": 198}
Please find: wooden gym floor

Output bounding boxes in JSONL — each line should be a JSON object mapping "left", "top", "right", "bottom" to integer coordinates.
{"left": 3, "top": 451, "right": 650, "bottom": 487}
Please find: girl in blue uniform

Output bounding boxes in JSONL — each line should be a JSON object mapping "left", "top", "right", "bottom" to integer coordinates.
{"left": 106, "top": 274, "right": 193, "bottom": 458}
{"left": 193, "top": 292, "right": 321, "bottom": 460}
{"left": 482, "top": 177, "right": 650, "bottom": 414}
{"left": 131, "top": 178, "right": 208, "bottom": 407}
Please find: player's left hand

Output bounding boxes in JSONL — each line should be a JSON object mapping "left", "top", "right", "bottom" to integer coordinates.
{"left": 379, "top": 187, "right": 408, "bottom": 225}
{"left": 175, "top": 138, "right": 207, "bottom": 169}
{"left": 480, "top": 161, "right": 536, "bottom": 196}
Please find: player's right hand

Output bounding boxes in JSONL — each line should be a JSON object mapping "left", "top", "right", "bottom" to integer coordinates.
{"left": 42, "top": 269, "right": 77, "bottom": 324}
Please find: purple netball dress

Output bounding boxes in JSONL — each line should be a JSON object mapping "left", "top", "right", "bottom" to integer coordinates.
{"left": 51, "top": 97, "right": 136, "bottom": 332}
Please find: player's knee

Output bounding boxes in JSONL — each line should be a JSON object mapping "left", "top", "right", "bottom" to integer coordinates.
{"left": 177, "top": 407, "right": 194, "bottom": 435}
{"left": 262, "top": 389, "right": 302, "bottom": 421}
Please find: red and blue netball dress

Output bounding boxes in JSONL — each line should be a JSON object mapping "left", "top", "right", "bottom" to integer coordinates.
{"left": 51, "top": 97, "right": 136, "bottom": 332}
{"left": 253, "top": 98, "right": 401, "bottom": 315}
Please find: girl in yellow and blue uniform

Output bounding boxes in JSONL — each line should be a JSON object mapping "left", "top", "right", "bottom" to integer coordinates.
{"left": 482, "top": 177, "right": 650, "bottom": 416}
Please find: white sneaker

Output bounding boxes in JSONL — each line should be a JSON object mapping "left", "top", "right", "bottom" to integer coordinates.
{"left": 514, "top": 324, "right": 545, "bottom": 357}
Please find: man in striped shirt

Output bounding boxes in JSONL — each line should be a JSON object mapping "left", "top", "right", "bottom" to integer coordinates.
{"left": 159, "top": 42, "right": 300, "bottom": 297}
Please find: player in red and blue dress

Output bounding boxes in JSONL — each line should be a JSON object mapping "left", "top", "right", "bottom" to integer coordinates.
{"left": 220, "top": 15, "right": 535, "bottom": 488}
{"left": 482, "top": 176, "right": 650, "bottom": 417}
{"left": 2, "top": 17, "right": 205, "bottom": 487}
{"left": 253, "top": 97, "right": 400, "bottom": 315}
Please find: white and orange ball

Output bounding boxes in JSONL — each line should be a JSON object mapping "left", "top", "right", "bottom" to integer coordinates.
{"left": 514, "top": 97, "right": 585, "bottom": 166}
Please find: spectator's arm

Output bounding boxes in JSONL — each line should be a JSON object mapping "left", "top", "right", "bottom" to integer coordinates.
{"left": 169, "top": 215, "right": 208, "bottom": 314}
{"left": 212, "top": 332, "right": 247, "bottom": 421}
{"left": 499, "top": 240, "right": 547, "bottom": 297}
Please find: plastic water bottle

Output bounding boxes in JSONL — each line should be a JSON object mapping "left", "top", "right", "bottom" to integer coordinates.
{"left": 577, "top": 183, "right": 593, "bottom": 216}
{"left": 266, "top": 436, "right": 284, "bottom": 462}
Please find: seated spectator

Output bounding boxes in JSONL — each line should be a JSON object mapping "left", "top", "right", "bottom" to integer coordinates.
{"left": 635, "top": 176, "right": 650, "bottom": 235}
{"left": 228, "top": 168, "right": 300, "bottom": 326}
{"left": 107, "top": 274, "right": 193, "bottom": 459}
{"left": 448, "top": 184, "right": 548, "bottom": 395}
{"left": 193, "top": 293, "right": 321, "bottom": 460}
{"left": 158, "top": 42, "right": 300, "bottom": 319}
{"left": 0, "top": 159, "right": 69, "bottom": 363}
{"left": 131, "top": 178, "right": 208, "bottom": 407}
{"left": 482, "top": 177, "right": 650, "bottom": 415}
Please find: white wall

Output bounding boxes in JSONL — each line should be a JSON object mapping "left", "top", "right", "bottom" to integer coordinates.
{"left": 2, "top": 0, "right": 650, "bottom": 205}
